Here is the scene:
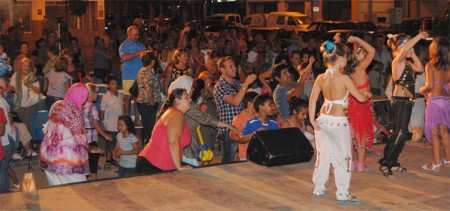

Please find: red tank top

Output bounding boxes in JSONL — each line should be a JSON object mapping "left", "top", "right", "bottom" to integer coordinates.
{"left": 139, "top": 112, "right": 192, "bottom": 171}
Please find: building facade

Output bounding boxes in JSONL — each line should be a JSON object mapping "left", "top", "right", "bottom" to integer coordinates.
{"left": 0, "top": 0, "right": 105, "bottom": 37}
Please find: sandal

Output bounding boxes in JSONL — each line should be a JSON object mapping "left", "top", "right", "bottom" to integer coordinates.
{"left": 379, "top": 166, "right": 392, "bottom": 177}
{"left": 313, "top": 190, "right": 326, "bottom": 198}
{"left": 391, "top": 165, "right": 407, "bottom": 173}
{"left": 11, "top": 183, "right": 21, "bottom": 192}
{"left": 422, "top": 163, "right": 441, "bottom": 171}
{"left": 441, "top": 159, "right": 450, "bottom": 167}
{"left": 336, "top": 194, "right": 360, "bottom": 205}
{"left": 356, "top": 162, "right": 365, "bottom": 173}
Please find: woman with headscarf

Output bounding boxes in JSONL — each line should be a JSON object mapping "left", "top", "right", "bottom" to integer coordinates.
{"left": 40, "top": 83, "right": 89, "bottom": 186}
{"left": 9, "top": 58, "right": 41, "bottom": 134}
{"left": 168, "top": 76, "right": 238, "bottom": 166}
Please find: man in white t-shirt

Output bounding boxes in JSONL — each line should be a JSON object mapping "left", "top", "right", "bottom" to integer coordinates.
{"left": 373, "top": 38, "right": 392, "bottom": 74}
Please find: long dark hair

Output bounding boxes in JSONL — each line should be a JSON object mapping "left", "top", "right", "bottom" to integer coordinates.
{"left": 157, "top": 88, "right": 186, "bottom": 120}
{"left": 191, "top": 78, "right": 205, "bottom": 104}
{"left": 118, "top": 115, "right": 136, "bottom": 135}
{"left": 344, "top": 44, "right": 358, "bottom": 75}
{"left": 429, "top": 37, "right": 449, "bottom": 71}
{"left": 289, "top": 97, "right": 308, "bottom": 116}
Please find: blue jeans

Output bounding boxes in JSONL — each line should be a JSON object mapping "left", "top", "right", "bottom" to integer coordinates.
{"left": 220, "top": 132, "right": 238, "bottom": 164}
{"left": 0, "top": 142, "right": 13, "bottom": 193}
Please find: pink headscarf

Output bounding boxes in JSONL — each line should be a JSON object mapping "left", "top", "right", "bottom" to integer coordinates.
{"left": 64, "top": 83, "right": 88, "bottom": 110}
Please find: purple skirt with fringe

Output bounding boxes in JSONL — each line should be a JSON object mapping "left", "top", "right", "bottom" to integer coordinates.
{"left": 424, "top": 96, "right": 450, "bottom": 142}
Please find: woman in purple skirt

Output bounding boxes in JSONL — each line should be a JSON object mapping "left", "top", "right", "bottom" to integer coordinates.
{"left": 419, "top": 37, "right": 450, "bottom": 171}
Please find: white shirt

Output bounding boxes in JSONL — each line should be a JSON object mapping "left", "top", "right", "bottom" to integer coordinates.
{"left": 100, "top": 91, "right": 124, "bottom": 132}
{"left": 9, "top": 72, "right": 40, "bottom": 107}
{"left": 0, "top": 97, "right": 11, "bottom": 146}
{"left": 368, "top": 70, "right": 382, "bottom": 89}
{"left": 247, "top": 50, "right": 258, "bottom": 64}
{"left": 373, "top": 50, "right": 392, "bottom": 74}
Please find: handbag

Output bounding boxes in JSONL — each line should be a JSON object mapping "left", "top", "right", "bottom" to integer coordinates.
{"left": 129, "top": 80, "right": 139, "bottom": 97}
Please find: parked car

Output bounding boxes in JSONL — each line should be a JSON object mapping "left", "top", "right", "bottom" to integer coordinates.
{"left": 209, "top": 13, "right": 243, "bottom": 28}
{"left": 243, "top": 13, "right": 267, "bottom": 28}
{"left": 266, "top": 12, "right": 312, "bottom": 32}
{"left": 349, "top": 21, "right": 377, "bottom": 33}
{"left": 299, "top": 21, "right": 358, "bottom": 40}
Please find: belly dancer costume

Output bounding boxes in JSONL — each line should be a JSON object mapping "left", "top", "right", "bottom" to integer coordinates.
{"left": 379, "top": 65, "right": 415, "bottom": 176}
{"left": 348, "top": 77, "right": 374, "bottom": 149}
{"left": 313, "top": 68, "right": 354, "bottom": 201}
{"left": 424, "top": 82, "right": 450, "bottom": 142}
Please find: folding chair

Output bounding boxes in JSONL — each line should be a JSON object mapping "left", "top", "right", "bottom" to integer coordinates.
{"left": 30, "top": 111, "right": 49, "bottom": 151}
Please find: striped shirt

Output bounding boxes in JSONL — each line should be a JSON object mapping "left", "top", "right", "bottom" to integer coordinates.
{"left": 82, "top": 102, "right": 99, "bottom": 143}
{"left": 117, "top": 132, "right": 138, "bottom": 168}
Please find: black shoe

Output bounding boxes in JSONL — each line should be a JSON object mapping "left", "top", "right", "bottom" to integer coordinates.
{"left": 110, "top": 159, "right": 119, "bottom": 167}
{"left": 104, "top": 163, "right": 111, "bottom": 171}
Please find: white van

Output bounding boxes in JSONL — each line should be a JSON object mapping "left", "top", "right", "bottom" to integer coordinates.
{"left": 243, "top": 14, "right": 268, "bottom": 28}
{"left": 266, "top": 12, "right": 312, "bottom": 32}
{"left": 210, "top": 13, "right": 242, "bottom": 28}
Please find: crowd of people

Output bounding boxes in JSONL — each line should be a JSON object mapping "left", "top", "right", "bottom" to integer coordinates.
{"left": 0, "top": 17, "right": 448, "bottom": 205}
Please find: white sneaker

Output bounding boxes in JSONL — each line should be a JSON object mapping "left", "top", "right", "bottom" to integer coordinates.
{"left": 27, "top": 151, "right": 38, "bottom": 157}
{"left": 11, "top": 153, "right": 22, "bottom": 160}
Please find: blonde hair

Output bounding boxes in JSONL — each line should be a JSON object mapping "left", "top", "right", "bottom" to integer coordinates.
{"left": 172, "top": 48, "right": 188, "bottom": 64}
{"left": 320, "top": 42, "right": 347, "bottom": 66}
{"left": 85, "top": 83, "right": 98, "bottom": 95}
{"left": 20, "top": 58, "right": 32, "bottom": 72}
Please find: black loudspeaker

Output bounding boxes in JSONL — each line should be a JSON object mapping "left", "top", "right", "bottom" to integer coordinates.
{"left": 246, "top": 128, "right": 315, "bottom": 167}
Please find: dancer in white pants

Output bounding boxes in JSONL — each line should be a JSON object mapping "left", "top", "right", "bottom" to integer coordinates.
{"left": 313, "top": 114, "right": 352, "bottom": 200}
{"left": 309, "top": 40, "right": 371, "bottom": 203}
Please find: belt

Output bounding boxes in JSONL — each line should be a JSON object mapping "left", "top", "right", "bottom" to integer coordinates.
{"left": 415, "top": 93, "right": 425, "bottom": 98}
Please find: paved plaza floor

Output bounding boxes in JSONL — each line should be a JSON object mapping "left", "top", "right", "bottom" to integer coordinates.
{"left": 1, "top": 140, "right": 449, "bottom": 210}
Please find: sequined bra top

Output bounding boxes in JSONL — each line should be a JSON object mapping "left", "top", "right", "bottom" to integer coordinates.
{"left": 393, "top": 65, "right": 415, "bottom": 98}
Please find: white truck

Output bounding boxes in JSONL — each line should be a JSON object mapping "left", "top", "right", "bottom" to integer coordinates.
{"left": 244, "top": 12, "right": 312, "bottom": 33}
{"left": 209, "top": 13, "right": 243, "bottom": 28}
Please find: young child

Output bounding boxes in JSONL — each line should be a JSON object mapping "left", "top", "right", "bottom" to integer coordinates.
{"left": 100, "top": 74, "right": 124, "bottom": 170}
{"left": 309, "top": 41, "right": 371, "bottom": 204}
{"left": 0, "top": 44, "right": 10, "bottom": 65}
{"left": 83, "top": 83, "right": 112, "bottom": 180}
{"left": 281, "top": 97, "right": 315, "bottom": 149}
{"left": 230, "top": 92, "right": 258, "bottom": 161}
{"left": 113, "top": 115, "right": 138, "bottom": 177}
{"left": 340, "top": 34, "right": 376, "bottom": 173}
{"left": 239, "top": 94, "right": 279, "bottom": 157}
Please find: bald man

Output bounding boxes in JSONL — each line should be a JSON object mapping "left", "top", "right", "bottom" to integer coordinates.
{"left": 119, "top": 26, "right": 146, "bottom": 119}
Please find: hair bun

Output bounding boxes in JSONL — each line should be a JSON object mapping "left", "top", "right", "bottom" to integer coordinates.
{"left": 324, "top": 41, "right": 335, "bottom": 51}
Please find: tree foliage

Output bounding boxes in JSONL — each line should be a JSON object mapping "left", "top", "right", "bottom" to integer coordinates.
{"left": 67, "top": 0, "right": 88, "bottom": 17}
